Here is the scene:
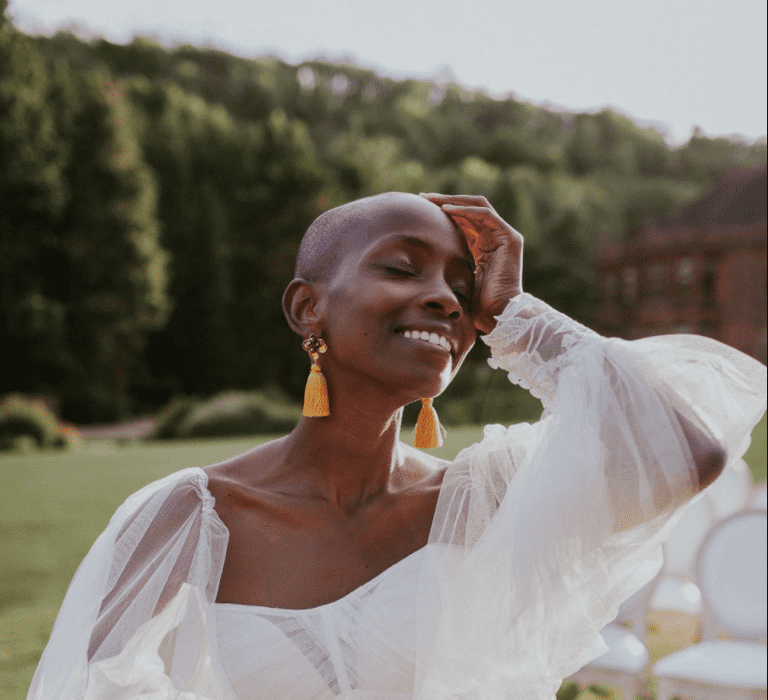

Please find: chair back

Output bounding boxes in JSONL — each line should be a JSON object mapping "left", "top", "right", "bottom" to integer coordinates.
{"left": 696, "top": 509, "right": 767, "bottom": 641}
{"left": 704, "top": 459, "right": 752, "bottom": 519}
{"left": 662, "top": 494, "right": 716, "bottom": 580}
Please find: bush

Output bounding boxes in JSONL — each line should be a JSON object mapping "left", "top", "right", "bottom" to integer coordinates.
{"left": 151, "top": 396, "right": 200, "bottom": 440}
{"left": 407, "top": 363, "right": 544, "bottom": 428}
{"left": 152, "top": 390, "right": 302, "bottom": 439}
{"left": 440, "top": 377, "right": 543, "bottom": 426}
{"left": 0, "top": 394, "right": 81, "bottom": 452}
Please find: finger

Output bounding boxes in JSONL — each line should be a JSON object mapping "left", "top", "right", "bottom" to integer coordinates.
{"left": 440, "top": 204, "right": 495, "bottom": 220}
{"left": 420, "top": 193, "right": 496, "bottom": 212}
{"left": 442, "top": 211, "right": 482, "bottom": 254}
{"left": 442, "top": 205, "right": 523, "bottom": 244}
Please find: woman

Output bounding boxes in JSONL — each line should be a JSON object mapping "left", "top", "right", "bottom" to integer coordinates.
{"left": 28, "top": 193, "right": 766, "bottom": 699}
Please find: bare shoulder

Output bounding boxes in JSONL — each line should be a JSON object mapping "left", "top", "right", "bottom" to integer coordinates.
{"left": 397, "top": 442, "right": 448, "bottom": 492}
{"left": 204, "top": 437, "right": 286, "bottom": 489}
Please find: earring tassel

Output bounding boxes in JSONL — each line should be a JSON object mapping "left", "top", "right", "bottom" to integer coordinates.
{"left": 303, "top": 363, "right": 330, "bottom": 417}
{"left": 414, "top": 398, "right": 443, "bottom": 448}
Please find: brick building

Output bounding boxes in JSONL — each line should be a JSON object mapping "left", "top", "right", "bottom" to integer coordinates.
{"left": 594, "top": 165, "right": 767, "bottom": 362}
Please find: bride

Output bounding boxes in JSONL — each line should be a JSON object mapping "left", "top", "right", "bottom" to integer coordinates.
{"left": 28, "top": 193, "right": 766, "bottom": 699}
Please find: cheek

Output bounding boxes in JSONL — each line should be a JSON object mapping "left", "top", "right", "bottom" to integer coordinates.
{"left": 323, "top": 289, "right": 389, "bottom": 353}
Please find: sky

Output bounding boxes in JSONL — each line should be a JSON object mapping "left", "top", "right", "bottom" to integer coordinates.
{"left": 8, "top": 0, "right": 767, "bottom": 145}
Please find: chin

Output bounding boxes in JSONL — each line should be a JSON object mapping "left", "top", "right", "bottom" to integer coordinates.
{"left": 407, "top": 373, "right": 453, "bottom": 402}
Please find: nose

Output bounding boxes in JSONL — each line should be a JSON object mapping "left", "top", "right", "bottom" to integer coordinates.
{"left": 421, "top": 277, "right": 464, "bottom": 321}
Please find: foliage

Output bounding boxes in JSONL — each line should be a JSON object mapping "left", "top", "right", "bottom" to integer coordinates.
{"left": 149, "top": 395, "right": 199, "bottom": 440}
{"left": 439, "top": 371, "right": 544, "bottom": 427}
{"left": 0, "top": 8, "right": 65, "bottom": 400}
{"left": 0, "top": 8, "right": 169, "bottom": 421}
{"left": 0, "top": 9, "right": 764, "bottom": 420}
{"left": 152, "top": 389, "right": 301, "bottom": 439}
{"left": 0, "top": 394, "right": 80, "bottom": 451}
{"left": 52, "top": 70, "right": 169, "bottom": 422}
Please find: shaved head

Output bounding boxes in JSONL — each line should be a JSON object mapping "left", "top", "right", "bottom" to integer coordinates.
{"left": 295, "top": 192, "right": 445, "bottom": 283}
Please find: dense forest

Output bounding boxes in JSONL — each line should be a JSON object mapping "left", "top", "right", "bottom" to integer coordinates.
{"left": 1, "top": 0, "right": 766, "bottom": 423}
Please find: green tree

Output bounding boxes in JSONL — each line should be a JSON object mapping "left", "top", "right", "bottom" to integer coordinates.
{"left": 0, "top": 2, "right": 66, "bottom": 394}
{"left": 26, "top": 27, "right": 767, "bottom": 409}
{"left": 54, "top": 72, "right": 168, "bottom": 421}
{"left": 131, "top": 81, "right": 323, "bottom": 397}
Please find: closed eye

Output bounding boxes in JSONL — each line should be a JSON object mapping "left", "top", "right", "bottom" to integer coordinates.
{"left": 385, "top": 266, "right": 416, "bottom": 276}
{"left": 453, "top": 288, "right": 472, "bottom": 307}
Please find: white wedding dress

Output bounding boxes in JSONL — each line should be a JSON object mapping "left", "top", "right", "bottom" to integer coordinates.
{"left": 27, "top": 294, "right": 767, "bottom": 700}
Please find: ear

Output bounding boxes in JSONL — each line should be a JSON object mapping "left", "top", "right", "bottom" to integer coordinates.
{"left": 282, "top": 278, "right": 323, "bottom": 337}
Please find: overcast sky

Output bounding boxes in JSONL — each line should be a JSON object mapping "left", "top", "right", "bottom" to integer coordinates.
{"left": 9, "top": 0, "right": 767, "bottom": 145}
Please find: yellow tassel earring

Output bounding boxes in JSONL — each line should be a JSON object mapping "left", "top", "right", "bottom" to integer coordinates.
{"left": 413, "top": 398, "right": 443, "bottom": 448}
{"left": 302, "top": 334, "right": 330, "bottom": 417}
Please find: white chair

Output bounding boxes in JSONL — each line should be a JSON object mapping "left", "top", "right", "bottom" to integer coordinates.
{"left": 703, "top": 459, "right": 753, "bottom": 520}
{"left": 650, "top": 495, "right": 716, "bottom": 616}
{"left": 567, "top": 567, "right": 659, "bottom": 700}
{"left": 653, "top": 509, "right": 767, "bottom": 700}
{"left": 752, "top": 481, "right": 766, "bottom": 510}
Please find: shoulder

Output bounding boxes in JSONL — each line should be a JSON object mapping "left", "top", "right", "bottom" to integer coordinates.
{"left": 118, "top": 467, "right": 211, "bottom": 514}
{"left": 109, "top": 467, "right": 223, "bottom": 546}
{"left": 397, "top": 442, "right": 449, "bottom": 491}
{"left": 202, "top": 437, "right": 290, "bottom": 516}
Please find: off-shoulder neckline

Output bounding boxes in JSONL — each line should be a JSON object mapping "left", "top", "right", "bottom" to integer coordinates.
{"left": 213, "top": 545, "right": 427, "bottom": 616}
{"left": 190, "top": 467, "right": 430, "bottom": 615}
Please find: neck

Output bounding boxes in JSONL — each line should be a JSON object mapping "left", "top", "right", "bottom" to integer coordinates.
{"left": 280, "top": 396, "right": 408, "bottom": 517}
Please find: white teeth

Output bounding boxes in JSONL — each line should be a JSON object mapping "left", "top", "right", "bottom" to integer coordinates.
{"left": 401, "top": 329, "right": 451, "bottom": 351}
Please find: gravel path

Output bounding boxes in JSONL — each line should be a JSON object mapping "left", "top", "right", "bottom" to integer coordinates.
{"left": 75, "top": 417, "right": 156, "bottom": 440}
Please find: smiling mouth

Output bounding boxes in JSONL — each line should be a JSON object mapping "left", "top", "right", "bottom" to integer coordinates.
{"left": 398, "top": 329, "right": 452, "bottom": 353}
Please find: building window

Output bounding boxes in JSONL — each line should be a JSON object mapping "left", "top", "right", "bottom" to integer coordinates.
{"left": 702, "top": 261, "right": 717, "bottom": 308}
{"left": 672, "top": 323, "right": 694, "bottom": 334}
{"left": 622, "top": 268, "right": 637, "bottom": 303}
{"left": 646, "top": 263, "right": 668, "bottom": 299}
{"left": 676, "top": 258, "right": 694, "bottom": 286}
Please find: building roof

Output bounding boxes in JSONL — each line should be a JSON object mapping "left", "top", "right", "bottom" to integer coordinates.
{"left": 661, "top": 165, "right": 766, "bottom": 230}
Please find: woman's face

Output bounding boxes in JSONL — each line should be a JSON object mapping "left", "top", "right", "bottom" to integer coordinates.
{"left": 317, "top": 198, "right": 477, "bottom": 404}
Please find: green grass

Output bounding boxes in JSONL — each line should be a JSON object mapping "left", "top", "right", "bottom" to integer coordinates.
{"left": 1, "top": 417, "right": 765, "bottom": 699}
{"left": 0, "top": 436, "right": 270, "bottom": 699}
{"left": 743, "top": 412, "right": 767, "bottom": 483}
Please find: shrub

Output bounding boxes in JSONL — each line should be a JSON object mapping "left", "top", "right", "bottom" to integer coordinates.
{"left": 440, "top": 379, "right": 543, "bottom": 426}
{"left": 153, "top": 390, "right": 302, "bottom": 439}
{"left": 151, "top": 396, "right": 200, "bottom": 440}
{"left": 405, "top": 364, "right": 544, "bottom": 428}
{"left": 0, "top": 394, "right": 80, "bottom": 451}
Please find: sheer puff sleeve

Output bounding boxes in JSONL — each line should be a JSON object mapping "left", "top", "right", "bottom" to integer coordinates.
{"left": 416, "top": 294, "right": 767, "bottom": 700}
{"left": 27, "top": 468, "right": 231, "bottom": 700}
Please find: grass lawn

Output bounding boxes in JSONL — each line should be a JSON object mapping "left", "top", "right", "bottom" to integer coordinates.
{"left": 1, "top": 415, "right": 765, "bottom": 699}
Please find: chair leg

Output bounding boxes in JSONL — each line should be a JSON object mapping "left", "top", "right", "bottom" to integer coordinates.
{"left": 655, "top": 678, "right": 676, "bottom": 700}
{"left": 619, "top": 678, "right": 635, "bottom": 700}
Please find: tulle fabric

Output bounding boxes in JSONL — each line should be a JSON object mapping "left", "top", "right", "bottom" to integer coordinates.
{"left": 27, "top": 469, "right": 231, "bottom": 700}
{"left": 27, "top": 294, "right": 767, "bottom": 700}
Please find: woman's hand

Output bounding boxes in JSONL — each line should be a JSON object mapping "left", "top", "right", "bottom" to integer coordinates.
{"left": 420, "top": 193, "right": 523, "bottom": 334}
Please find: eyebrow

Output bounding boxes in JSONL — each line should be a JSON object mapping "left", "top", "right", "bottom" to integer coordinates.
{"left": 375, "top": 234, "right": 475, "bottom": 273}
